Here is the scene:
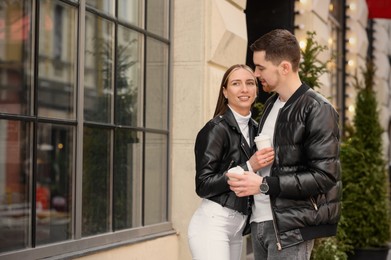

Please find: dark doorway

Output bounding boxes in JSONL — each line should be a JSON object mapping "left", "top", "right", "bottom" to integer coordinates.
{"left": 245, "top": 0, "right": 295, "bottom": 103}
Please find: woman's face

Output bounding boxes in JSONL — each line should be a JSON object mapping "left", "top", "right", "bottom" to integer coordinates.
{"left": 223, "top": 68, "right": 257, "bottom": 116}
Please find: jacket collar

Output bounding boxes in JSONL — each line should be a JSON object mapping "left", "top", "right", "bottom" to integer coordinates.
{"left": 257, "top": 83, "right": 310, "bottom": 133}
{"left": 269, "top": 83, "right": 310, "bottom": 107}
{"left": 223, "top": 108, "right": 243, "bottom": 135}
{"left": 284, "top": 83, "right": 310, "bottom": 107}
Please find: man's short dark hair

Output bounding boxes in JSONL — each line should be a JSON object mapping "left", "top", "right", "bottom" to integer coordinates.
{"left": 250, "top": 29, "right": 301, "bottom": 71}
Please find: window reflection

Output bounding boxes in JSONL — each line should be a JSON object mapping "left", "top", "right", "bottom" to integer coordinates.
{"left": 145, "top": 38, "right": 168, "bottom": 130}
{"left": 144, "top": 133, "right": 167, "bottom": 225}
{"left": 84, "top": 14, "right": 114, "bottom": 123}
{"left": 115, "top": 26, "right": 143, "bottom": 126}
{"left": 0, "top": 1, "right": 32, "bottom": 115}
{"left": 147, "top": 0, "right": 169, "bottom": 38}
{"left": 118, "top": 0, "right": 143, "bottom": 27}
{"left": 38, "top": 0, "right": 77, "bottom": 119}
{"left": 82, "top": 126, "right": 110, "bottom": 236}
{"left": 35, "top": 123, "right": 73, "bottom": 245}
{"left": 113, "top": 129, "right": 142, "bottom": 230}
{"left": 0, "top": 120, "right": 30, "bottom": 253}
{"left": 86, "top": 0, "right": 114, "bottom": 16}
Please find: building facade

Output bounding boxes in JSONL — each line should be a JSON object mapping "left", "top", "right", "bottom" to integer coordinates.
{"left": 0, "top": 0, "right": 390, "bottom": 259}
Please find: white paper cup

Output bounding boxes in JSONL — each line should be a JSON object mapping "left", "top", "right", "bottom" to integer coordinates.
{"left": 254, "top": 134, "right": 271, "bottom": 150}
{"left": 228, "top": 166, "right": 244, "bottom": 175}
{"left": 227, "top": 166, "right": 244, "bottom": 180}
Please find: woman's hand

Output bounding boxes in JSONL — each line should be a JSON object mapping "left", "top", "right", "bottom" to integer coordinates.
{"left": 248, "top": 147, "right": 274, "bottom": 172}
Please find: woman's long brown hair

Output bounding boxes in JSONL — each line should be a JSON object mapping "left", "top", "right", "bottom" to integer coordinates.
{"left": 213, "top": 64, "right": 257, "bottom": 117}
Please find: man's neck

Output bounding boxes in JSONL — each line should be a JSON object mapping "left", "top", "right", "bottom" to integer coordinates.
{"left": 277, "top": 75, "right": 302, "bottom": 102}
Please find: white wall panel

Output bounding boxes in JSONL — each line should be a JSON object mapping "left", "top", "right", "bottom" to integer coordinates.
{"left": 313, "top": 0, "right": 330, "bottom": 22}
{"left": 208, "top": 0, "right": 247, "bottom": 66}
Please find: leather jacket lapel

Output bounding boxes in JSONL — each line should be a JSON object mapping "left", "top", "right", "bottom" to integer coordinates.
{"left": 224, "top": 109, "right": 253, "bottom": 159}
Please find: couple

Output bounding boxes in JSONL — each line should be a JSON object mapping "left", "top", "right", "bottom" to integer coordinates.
{"left": 188, "top": 29, "right": 342, "bottom": 260}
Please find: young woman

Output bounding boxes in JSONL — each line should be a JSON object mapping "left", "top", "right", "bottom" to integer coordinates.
{"left": 188, "top": 64, "right": 275, "bottom": 260}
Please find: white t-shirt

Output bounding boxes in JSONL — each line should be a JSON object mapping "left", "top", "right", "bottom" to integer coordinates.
{"left": 251, "top": 97, "right": 286, "bottom": 223}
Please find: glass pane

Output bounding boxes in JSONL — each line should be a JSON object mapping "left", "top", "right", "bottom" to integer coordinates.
{"left": 144, "top": 133, "right": 167, "bottom": 225}
{"left": 118, "top": 0, "right": 143, "bottom": 27}
{"left": 0, "top": 1, "right": 32, "bottom": 115}
{"left": 86, "top": 0, "right": 114, "bottom": 16}
{"left": 0, "top": 120, "right": 30, "bottom": 253}
{"left": 113, "top": 129, "right": 142, "bottom": 230}
{"left": 35, "top": 123, "right": 73, "bottom": 245}
{"left": 145, "top": 38, "right": 168, "bottom": 130}
{"left": 82, "top": 126, "right": 110, "bottom": 236}
{"left": 147, "top": 0, "right": 169, "bottom": 38}
{"left": 38, "top": 0, "right": 77, "bottom": 119}
{"left": 84, "top": 14, "right": 114, "bottom": 123}
{"left": 115, "top": 26, "right": 143, "bottom": 126}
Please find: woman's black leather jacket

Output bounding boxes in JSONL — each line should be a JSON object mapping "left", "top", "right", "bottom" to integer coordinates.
{"left": 194, "top": 108, "right": 258, "bottom": 215}
{"left": 260, "top": 84, "right": 342, "bottom": 249}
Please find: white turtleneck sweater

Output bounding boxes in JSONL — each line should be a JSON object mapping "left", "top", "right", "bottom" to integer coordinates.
{"left": 228, "top": 106, "right": 252, "bottom": 171}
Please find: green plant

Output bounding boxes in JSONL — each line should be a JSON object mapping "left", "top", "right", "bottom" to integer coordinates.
{"left": 338, "top": 61, "right": 390, "bottom": 250}
{"left": 298, "top": 31, "right": 328, "bottom": 90}
{"left": 252, "top": 101, "right": 264, "bottom": 122}
{"left": 311, "top": 238, "right": 348, "bottom": 260}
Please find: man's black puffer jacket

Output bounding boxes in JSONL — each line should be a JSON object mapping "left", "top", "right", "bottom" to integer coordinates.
{"left": 194, "top": 108, "right": 258, "bottom": 215}
{"left": 260, "top": 84, "right": 342, "bottom": 249}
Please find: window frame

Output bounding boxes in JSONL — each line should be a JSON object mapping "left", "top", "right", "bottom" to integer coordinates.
{"left": 0, "top": 0, "right": 173, "bottom": 258}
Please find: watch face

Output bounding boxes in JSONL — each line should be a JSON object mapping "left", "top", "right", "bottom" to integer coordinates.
{"left": 260, "top": 183, "right": 269, "bottom": 193}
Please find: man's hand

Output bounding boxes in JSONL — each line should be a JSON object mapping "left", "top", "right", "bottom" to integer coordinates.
{"left": 227, "top": 171, "right": 263, "bottom": 197}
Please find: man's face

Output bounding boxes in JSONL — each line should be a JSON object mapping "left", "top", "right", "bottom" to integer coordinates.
{"left": 253, "top": 51, "right": 280, "bottom": 93}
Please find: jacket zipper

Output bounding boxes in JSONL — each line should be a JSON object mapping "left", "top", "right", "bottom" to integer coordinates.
{"left": 265, "top": 108, "right": 282, "bottom": 250}
{"left": 241, "top": 142, "right": 251, "bottom": 159}
{"left": 269, "top": 200, "right": 282, "bottom": 251}
{"left": 227, "top": 160, "right": 235, "bottom": 170}
{"left": 259, "top": 103, "right": 283, "bottom": 250}
{"left": 310, "top": 197, "right": 318, "bottom": 211}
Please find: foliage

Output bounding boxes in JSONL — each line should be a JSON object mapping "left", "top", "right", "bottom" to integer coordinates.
{"left": 311, "top": 237, "right": 349, "bottom": 260}
{"left": 298, "top": 31, "right": 328, "bottom": 89}
{"left": 252, "top": 100, "right": 264, "bottom": 122}
{"left": 338, "top": 61, "right": 390, "bottom": 249}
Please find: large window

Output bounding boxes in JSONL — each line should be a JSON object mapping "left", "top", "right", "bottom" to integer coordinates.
{"left": 0, "top": 0, "right": 171, "bottom": 258}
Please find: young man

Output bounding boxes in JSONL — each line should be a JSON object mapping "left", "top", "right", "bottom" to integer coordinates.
{"left": 227, "top": 29, "right": 342, "bottom": 260}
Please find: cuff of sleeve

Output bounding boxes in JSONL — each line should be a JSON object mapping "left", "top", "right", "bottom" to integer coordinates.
{"left": 237, "top": 162, "right": 248, "bottom": 171}
{"left": 264, "top": 176, "right": 280, "bottom": 196}
{"left": 246, "top": 161, "right": 253, "bottom": 172}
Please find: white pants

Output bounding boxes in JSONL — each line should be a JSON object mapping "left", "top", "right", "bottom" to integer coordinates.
{"left": 188, "top": 199, "right": 247, "bottom": 260}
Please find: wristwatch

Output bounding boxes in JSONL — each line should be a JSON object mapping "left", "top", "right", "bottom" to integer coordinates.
{"left": 260, "top": 178, "right": 269, "bottom": 194}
